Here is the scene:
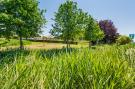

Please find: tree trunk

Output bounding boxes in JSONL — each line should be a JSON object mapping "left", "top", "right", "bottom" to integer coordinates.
{"left": 89, "top": 41, "right": 91, "bottom": 48}
{"left": 66, "top": 40, "right": 70, "bottom": 49}
{"left": 25, "top": 36, "right": 28, "bottom": 40}
{"left": 69, "top": 43, "right": 70, "bottom": 48}
{"left": 96, "top": 40, "right": 99, "bottom": 45}
{"left": 19, "top": 31, "right": 24, "bottom": 49}
{"left": 67, "top": 40, "right": 69, "bottom": 49}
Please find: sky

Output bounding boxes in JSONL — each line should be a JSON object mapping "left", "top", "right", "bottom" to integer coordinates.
{"left": 39, "top": 0, "right": 135, "bottom": 36}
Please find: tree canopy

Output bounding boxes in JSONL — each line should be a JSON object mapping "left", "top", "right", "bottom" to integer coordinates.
{"left": 85, "top": 16, "right": 104, "bottom": 46}
{"left": 99, "top": 20, "right": 119, "bottom": 43}
{"left": 0, "top": 0, "right": 46, "bottom": 48}
{"left": 50, "top": 0, "right": 88, "bottom": 48}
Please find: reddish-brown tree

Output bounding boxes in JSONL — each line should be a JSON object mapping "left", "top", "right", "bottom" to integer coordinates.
{"left": 99, "top": 20, "right": 119, "bottom": 43}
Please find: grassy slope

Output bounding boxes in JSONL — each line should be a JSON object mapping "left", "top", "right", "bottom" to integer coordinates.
{"left": 0, "top": 45, "right": 135, "bottom": 89}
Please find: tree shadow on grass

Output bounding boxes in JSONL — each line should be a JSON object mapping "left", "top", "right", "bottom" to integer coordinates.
{"left": 0, "top": 48, "right": 31, "bottom": 65}
{"left": 0, "top": 47, "right": 80, "bottom": 66}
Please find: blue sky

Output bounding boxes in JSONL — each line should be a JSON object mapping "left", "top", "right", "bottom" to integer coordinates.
{"left": 39, "top": 0, "right": 135, "bottom": 36}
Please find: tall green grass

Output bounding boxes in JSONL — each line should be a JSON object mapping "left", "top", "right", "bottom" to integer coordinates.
{"left": 0, "top": 45, "right": 135, "bottom": 89}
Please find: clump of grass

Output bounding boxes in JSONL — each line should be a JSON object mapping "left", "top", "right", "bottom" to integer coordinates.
{"left": 0, "top": 45, "right": 135, "bottom": 89}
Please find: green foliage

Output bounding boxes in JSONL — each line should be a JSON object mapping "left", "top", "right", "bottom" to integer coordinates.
{"left": 0, "top": 46, "right": 135, "bottom": 88}
{"left": 84, "top": 16, "right": 104, "bottom": 47}
{"left": 0, "top": 13, "right": 14, "bottom": 38}
{"left": 116, "top": 35, "right": 132, "bottom": 45}
{"left": 85, "top": 17, "right": 104, "bottom": 42}
{"left": 50, "top": 1, "right": 88, "bottom": 47}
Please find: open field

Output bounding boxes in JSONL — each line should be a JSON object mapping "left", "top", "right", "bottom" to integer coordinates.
{"left": 0, "top": 44, "right": 135, "bottom": 89}
{"left": 0, "top": 38, "right": 89, "bottom": 50}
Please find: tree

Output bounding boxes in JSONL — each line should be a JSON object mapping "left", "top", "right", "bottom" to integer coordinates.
{"left": 0, "top": 0, "right": 46, "bottom": 49}
{"left": 85, "top": 16, "right": 104, "bottom": 47}
{"left": 99, "top": 20, "right": 119, "bottom": 44}
{"left": 50, "top": 0, "right": 87, "bottom": 48}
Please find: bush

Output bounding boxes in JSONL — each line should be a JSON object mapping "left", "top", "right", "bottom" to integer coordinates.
{"left": 116, "top": 35, "right": 132, "bottom": 45}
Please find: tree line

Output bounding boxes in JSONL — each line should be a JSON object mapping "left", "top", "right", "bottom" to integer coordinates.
{"left": 0, "top": 0, "right": 122, "bottom": 49}
{"left": 50, "top": 1, "right": 120, "bottom": 47}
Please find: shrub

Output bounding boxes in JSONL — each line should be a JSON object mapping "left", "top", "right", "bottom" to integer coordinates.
{"left": 116, "top": 35, "right": 132, "bottom": 45}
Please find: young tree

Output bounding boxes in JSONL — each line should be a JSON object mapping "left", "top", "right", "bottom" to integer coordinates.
{"left": 50, "top": 0, "right": 87, "bottom": 48}
{"left": 85, "top": 16, "right": 104, "bottom": 47}
{"left": 0, "top": 0, "right": 46, "bottom": 49}
{"left": 99, "top": 20, "right": 119, "bottom": 44}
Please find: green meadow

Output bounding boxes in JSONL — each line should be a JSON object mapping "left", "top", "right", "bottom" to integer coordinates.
{"left": 0, "top": 44, "right": 135, "bottom": 89}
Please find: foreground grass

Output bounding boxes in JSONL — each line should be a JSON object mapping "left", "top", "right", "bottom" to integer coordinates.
{"left": 0, "top": 45, "right": 135, "bottom": 89}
